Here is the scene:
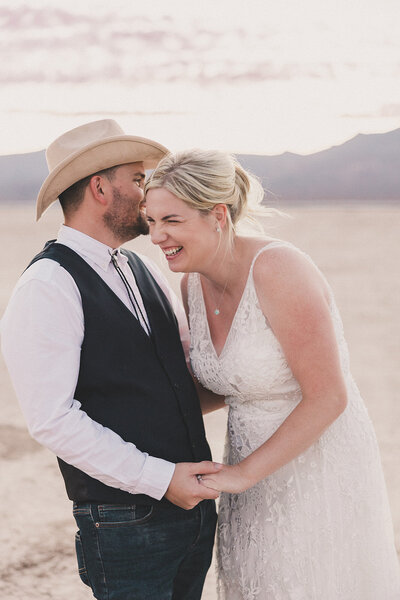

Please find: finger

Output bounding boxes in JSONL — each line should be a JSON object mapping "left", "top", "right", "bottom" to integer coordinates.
{"left": 200, "top": 481, "right": 221, "bottom": 492}
{"left": 197, "top": 475, "right": 215, "bottom": 484}
{"left": 190, "top": 461, "right": 223, "bottom": 475}
{"left": 198, "top": 475, "right": 221, "bottom": 491}
{"left": 199, "top": 475, "right": 222, "bottom": 492}
{"left": 195, "top": 476, "right": 220, "bottom": 498}
{"left": 197, "top": 486, "right": 220, "bottom": 499}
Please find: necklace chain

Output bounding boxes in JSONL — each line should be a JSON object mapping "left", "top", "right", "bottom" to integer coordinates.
{"left": 210, "top": 271, "right": 230, "bottom": 316}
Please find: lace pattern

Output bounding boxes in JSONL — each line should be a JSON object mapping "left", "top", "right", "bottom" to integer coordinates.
{"left": 188, "top": 242, "right": 400, "bottom": 600}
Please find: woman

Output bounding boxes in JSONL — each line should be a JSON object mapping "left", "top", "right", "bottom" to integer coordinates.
{"left": 144, "top": 149, "right": 400, "bottom": 599}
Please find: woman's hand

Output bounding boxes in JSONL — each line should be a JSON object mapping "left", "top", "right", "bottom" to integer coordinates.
{"left": 199, "top": 463, "right": 251, "bottom": 494}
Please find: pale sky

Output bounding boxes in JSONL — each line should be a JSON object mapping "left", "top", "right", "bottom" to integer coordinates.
{"left": 1, "top": 0, "right": 399, "bottom": 156}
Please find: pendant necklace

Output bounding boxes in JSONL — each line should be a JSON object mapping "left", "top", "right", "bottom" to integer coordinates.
{"left": 210, "top": 269, "right": 230, "bottom": 316}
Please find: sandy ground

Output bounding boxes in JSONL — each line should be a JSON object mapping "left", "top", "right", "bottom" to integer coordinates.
{"left": 0, "top": 202, "right": 399, "bottom": 599}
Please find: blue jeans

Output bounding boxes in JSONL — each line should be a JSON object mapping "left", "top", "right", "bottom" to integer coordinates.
{"left": 73, "top": 500, "right": 217, "bottom": 600}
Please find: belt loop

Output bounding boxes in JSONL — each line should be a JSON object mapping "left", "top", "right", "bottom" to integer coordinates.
{"left": 90, "top": 503, "right": 100, "bottom": 524}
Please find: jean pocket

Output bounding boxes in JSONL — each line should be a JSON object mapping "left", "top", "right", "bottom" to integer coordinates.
{"left": 95, "top": 504, "right": 154, "bottom": 528}
{"left": 75, "top": 530, "right": 91, "bottom": 587}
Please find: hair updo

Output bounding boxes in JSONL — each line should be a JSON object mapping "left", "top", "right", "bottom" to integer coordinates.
{"left": 145, "top": 149, "right": 271, "bottom": 243}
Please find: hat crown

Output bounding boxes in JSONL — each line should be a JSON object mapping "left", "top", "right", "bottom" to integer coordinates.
{"left": 46, "top": 119, "right": 125, "bottom": 171}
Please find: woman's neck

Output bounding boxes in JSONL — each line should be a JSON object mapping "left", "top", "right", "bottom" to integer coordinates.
{"left": 199, "top": 236, "right": 244, "bottom": 292}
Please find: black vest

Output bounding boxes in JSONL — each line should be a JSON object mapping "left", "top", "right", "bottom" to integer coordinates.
{"left": 28, "top": 242, "right": 211, "bottom": 504}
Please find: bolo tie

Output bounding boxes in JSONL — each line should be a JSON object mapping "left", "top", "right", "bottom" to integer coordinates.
{"left": 109, "top": 250, "right": 152, "bottom": 338}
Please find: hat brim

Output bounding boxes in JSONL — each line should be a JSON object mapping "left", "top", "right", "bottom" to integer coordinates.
{"left": 36, "top": 135, "right": 169, "bottom": 220}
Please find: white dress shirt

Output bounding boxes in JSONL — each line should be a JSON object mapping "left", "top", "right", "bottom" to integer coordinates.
{"left": 1, "top": 225, "right": 191, "bottom": 500}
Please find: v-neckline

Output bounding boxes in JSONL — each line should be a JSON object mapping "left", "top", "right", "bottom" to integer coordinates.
{"left": 197, "top": 267, "right": 254, "bottom": 360}
{"left": 195, "top": 241, "right": 287, "bottom": 360}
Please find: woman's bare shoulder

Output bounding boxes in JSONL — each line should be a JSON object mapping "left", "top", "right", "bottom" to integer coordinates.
{"left": 251, "top": 240, "right": 330, "bottom": 303}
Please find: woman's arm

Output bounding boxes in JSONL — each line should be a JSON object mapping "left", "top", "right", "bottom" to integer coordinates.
{"left": 181, "top": 273, "right": 226, "bottom": 415}
{"left": 201, "top": 246, "right": 348, "bottom": 493}
{"left": 193, "top": 378, "right": 226, "bottom": 415}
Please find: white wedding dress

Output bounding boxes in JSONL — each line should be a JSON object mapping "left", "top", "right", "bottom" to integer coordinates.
{"left": 188, "top": 241, "right": 400, "bottom": 600}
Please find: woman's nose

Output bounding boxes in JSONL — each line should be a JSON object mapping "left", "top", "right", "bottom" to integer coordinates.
{"left": 149, "top": 223, "right": 167, "bottom": 245}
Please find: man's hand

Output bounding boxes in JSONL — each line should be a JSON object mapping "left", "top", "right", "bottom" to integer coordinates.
{"left": 165, "top": 461, "right": 223, "bottom": 510}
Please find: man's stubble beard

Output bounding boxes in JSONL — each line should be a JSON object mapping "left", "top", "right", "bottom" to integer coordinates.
{"left": 103, "top": 187, "right": 149, "bottom": 242}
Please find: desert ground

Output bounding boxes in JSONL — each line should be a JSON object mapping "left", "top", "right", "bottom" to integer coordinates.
{"left": 0, "top": 202, "right": 399, "bottom": 599}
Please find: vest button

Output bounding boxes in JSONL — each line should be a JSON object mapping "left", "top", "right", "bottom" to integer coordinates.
{"left": 173, "top": 383, "right": 180, "bottom": 390}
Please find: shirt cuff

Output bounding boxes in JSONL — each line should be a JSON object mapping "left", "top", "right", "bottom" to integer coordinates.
{"left": 127, "top": 455, "right": 176, "bottom": 500}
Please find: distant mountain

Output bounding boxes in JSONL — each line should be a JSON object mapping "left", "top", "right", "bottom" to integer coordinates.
{"left": 238, "top": 128, "right": 400, "bottom": 202}
{"left": 0, "top": 150, "right": 47, "bottom": 203}
{"left": 1, "top": 129, "right": 399, "bottom": 204}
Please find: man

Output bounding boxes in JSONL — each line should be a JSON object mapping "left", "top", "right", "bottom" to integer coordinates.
{"left": 1, "top": 119, "right": 221, "bottom": 600}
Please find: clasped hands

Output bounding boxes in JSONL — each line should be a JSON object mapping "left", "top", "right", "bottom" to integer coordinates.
{"left": 198, "top": 462, "right": 250, "bottom": 495}
{"left": 165, "top": 460, "right": 250, "bottom": 510}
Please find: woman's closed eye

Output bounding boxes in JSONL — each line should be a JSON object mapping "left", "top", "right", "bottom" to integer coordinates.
{"left": 146, "top": 217, "right": 182, "bottom": 225}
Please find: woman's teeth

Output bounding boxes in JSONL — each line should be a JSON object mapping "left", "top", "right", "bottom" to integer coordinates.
{"left": 164, "top": 246, "right": 183, "bottom": 257}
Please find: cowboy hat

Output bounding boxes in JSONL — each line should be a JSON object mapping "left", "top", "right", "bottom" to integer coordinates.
{"left": 36, "top": 119, "right": 169, "bottom": 220}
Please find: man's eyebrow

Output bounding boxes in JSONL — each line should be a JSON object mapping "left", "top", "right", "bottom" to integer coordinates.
{"left": 133, "top": 172, "right": 146, "bottom": 178}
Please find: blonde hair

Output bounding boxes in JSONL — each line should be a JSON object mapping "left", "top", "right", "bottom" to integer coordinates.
{"left": 145, "top": 149, "right": 274, "bottom": 244}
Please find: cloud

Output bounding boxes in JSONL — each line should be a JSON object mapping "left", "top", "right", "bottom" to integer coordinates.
{"left": 0, "top": 6, "right": 101, "bottom": 28}
{"left": 7, "top": 108, "right": 185, "bottom": 116}
{"left": 342, "top": 104, "right": 400, "bottom": 119}
{"left": 2, "top": 4, "right": 398, "bottom": 89}
{"left": 380, "top": 104, "right": 400, "bottom": 117}
{"left": 0, "top": 6, "right": 337, "bottom": 86}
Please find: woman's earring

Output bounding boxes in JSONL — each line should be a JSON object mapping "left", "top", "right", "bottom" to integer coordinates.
{"left": 216, "top": 225, "right": 221, "bottom": 233}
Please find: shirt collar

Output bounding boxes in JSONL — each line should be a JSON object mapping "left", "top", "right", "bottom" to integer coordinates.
{"left": 57, "top": 225, "right": 128, "bottom": 271}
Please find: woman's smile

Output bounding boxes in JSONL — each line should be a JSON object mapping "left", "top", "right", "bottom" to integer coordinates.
{"left": 162, "top": 246, "right": 184, "bottom": 260}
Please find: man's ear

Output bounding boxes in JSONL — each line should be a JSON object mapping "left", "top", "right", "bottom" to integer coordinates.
{"left": 88, "top": 175, "right": 108, "bottom": 206}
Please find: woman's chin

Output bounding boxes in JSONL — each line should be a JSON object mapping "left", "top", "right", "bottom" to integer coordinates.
{"left": 167, "top": 260, "right": 185, "bottom": 273}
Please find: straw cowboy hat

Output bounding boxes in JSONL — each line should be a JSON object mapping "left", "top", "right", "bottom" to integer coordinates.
{"left": 36, "top": 119, "right": 169, "bottom": 220}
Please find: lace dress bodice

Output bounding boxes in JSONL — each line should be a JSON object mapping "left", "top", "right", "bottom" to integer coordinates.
{"left": 190, "top": 245, "right": 301, "bottom": 398}
{"left": 187, "top": 241, "right": 400, "bottom": 600}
